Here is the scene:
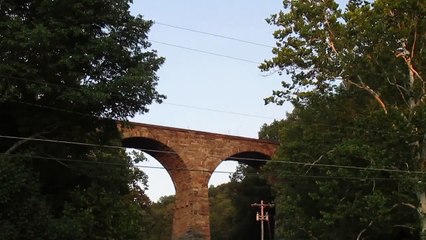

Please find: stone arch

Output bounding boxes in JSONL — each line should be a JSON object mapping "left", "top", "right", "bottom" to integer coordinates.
{"left": 122, "top": 136, "right": 200, "bottom": 239}
{"left": 227, "top": 151, "right": 272, "bottom": 169}
{"left": 122, "top": 136, "right": 191, "bottom": 193}
{"left": 206, "top": 150, "right": 272, "bottom": 187}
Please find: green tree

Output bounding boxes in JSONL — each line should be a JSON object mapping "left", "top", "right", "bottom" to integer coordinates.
{"left": 259, "top": 119, "right": 284, "bottom": 142}
{"left": 262, "top": 93, "right": 421, "bottom": 239}
{"left": 0, "top": 0, "right": 163, "bottom": 238}
{"left": 146, "top": 195, "right": 174, "bottom": 240}
{"left": 261, "top": 0, "right": 426, "bottom": 239}
{"left": 209, "top": 183, "right": 237, "bottom": 240}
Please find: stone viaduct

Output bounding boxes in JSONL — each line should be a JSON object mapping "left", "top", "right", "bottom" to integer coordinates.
{"left": 119, "top": 122, "right": 278, "bottom": 240}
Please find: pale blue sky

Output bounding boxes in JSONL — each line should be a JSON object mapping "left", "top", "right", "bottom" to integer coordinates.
{"left": 129, "top": 1, "right": 292, "bottom": 201}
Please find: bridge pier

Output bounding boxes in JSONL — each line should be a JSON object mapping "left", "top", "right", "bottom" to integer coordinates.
{"left": 173, "top": 172, "right": 211, "bottom": 240}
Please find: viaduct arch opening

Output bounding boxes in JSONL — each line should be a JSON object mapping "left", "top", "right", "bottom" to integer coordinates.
{"left": 207, "top": 151, "right": 272, "bottom": 187}
{"left": 122, "top": 137, "right": 190, "bottom": 193}
{"left": 208, "top": 152, "right": 274, "bottom": 240}
{"left": 123, "top": 137, "right": 176, "bottom": 200}
{"left": 226, "top": 151, "right": 271, "bottom": 169}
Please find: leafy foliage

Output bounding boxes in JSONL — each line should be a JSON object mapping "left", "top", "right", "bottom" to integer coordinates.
{"left": 262, "top": 0, "right": 426, "bottom": 239}
{"left": 145, "top": 195, "right": 174, "bottom": 240}
{"left": 0, "top": 0, "right": 163, "bottom": 238}
{"left": 209, "top": 164, "right": 274, "bottom": 240}
{"left": 261, "top": 0, "right": 426, "bottom": 112}
{"left": 262, "top": 94, "right": 423, "bottom": 239}
{"left": 0, "top": 0, "right": 165, "bottom": 119}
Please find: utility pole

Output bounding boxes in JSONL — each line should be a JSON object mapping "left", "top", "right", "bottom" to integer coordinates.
{"left": 251, "top": 200, "right": 274, "bottom": 240}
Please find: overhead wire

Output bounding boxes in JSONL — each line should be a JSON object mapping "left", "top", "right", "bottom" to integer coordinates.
{"left": 150, "top": 40, "right": 261, "bottom": 64}
{"left": 0, "top": 152, "right": 423, "bottom": 182}
{"left": 5, "top": 95, "right": 420, "bottom": 143}
{"left": 163, "top": 102, "right": 275, "bottom": 120}
{"left": 1, "top": 134, "right": 425, "bottom": 176}
{"left": 4, "top": 21, "right": 422, "bottom": 182}
{"left": 0, "top": 17, "right": 278, "bottom": 120}
{"left": 2, "top": 78, "right": 424, "bottom": 174}
{"left": 8, "top": 99, "right": 96, "bottom": 118}
{"left": 3, "top": 100, "right": 423, "bottom": 183}
{"left": 0, "top": 82, "right": 421, "bottom": 147}
{"left": 153, "top": 21, "right": 274, "bottom": 49}
{"left": 148, "top": 20, "right": 274, "bottom": 64}
{"left": 1, "top": 78, "right": 424, "bottom": 178}
{"left": 1, "top": 75, "right": 279, "bottom": 120}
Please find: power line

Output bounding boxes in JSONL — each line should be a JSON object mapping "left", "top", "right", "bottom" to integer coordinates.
{"left": 12, "top": 97, "right": 277, "bottom": 123}
{"left": 0, "top": 151, "right": 246, "bottom": 175}
{"left": 163, "top": 102, "right": 276, "bottom": 120}
{"left": 0, "top": 152, "right": 234, "bottom": 175}
{"left": 151, "top": 40, "right": 261, "bottom": 64}
{"left": 4, "top": 90, "right": 422, "bottom": 142}
{"left": 1, "top": 75, "right": 279, "bottom": 120}
{"left": 154, "top": 21, "right": 274, "bottom": 49}
{"left": 135, "top": 164, "right": 235, "bottom": 175}
{"left": 2, "top": 79, "right": 424, "bottom": 175}
{"left": 1, "top": 134, "right": 425, "bottom": 176}
{"left": 6, "top": 92, "right": 422, "bottom": 144}
{"left": 0, "top": 134, "right": 166, "bottom": 154}
{"left": 8, "top": 99, "right": 97, "bottom": 118}
{"left": 4, "top": 74, "right": 422, "bottom": 139}
{"left": 0, "top": 152, "right": 422, "bottom": 182}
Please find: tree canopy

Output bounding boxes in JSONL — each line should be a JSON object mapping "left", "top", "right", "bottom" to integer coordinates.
{"left": 261, "top": 0, "right": 426, "bottom": 239}
{"left": 0, "top": 0, "right": 164, "bottom": 239}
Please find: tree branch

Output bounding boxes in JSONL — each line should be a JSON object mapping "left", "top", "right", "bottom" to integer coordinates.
{"left": 5, "top": 132, "right": 44, "bottom": 154}
{"left": 356, "top": 221, "right": 373, "bottom": 240}
{"left": 387, "top": 77, "right": 409, "bottom": 107}
{"left": 411, "top": 16, "right": 418, "bottom": 60}
{"left": 347, "top": 78, "right": 388, "bottom": 114}
{"left": 393, "top": 224, "right": 415, "bottom": 230}
{"left": 299, "top": 227, "right": 319, "bottom": 240}
{"left": 392, "top": 202, "right": 417, "bottom": 210}
{"left": 401, "top": 55, "right": 424, "bottom": 82}
{"left": 304, "top": 149, "right": 334, "bottom": 174}
{"left": 324, "top": 16, "right": 338, "bottom": 55}
{"left": 5, "top": 125, "right": 57, "bottom": 154}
